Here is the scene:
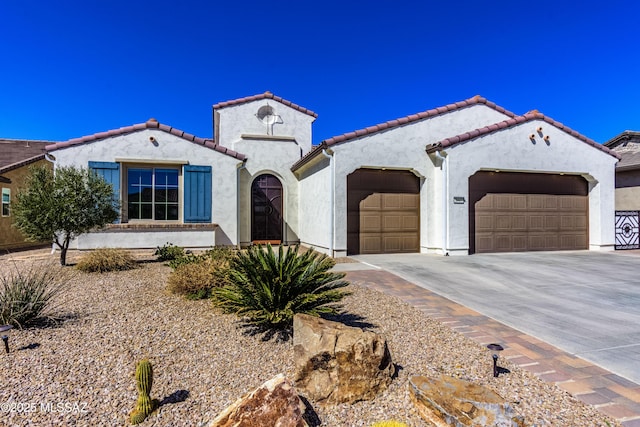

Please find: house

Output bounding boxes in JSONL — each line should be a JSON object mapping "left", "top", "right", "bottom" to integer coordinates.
{"left": 0, "top": 139, "right": 52, "bottom": 250}
{"left": 604, "top": 131, "right": 640, "bottom": 210}
{"left": 44, "top": 92, "right": 618, "bottom": 255}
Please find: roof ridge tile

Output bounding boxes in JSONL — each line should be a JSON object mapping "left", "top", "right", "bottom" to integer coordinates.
{"left": 426, "top": 113, "right": 619, "bottom": 159}
{"left": 45, "top": 120, "right": 246, "bottom": 160}
{"left": 213, "top": 91, "right": 318, "bottom": 118}
{"left": 292, "top": 95, "right": 516, "bottom": 172}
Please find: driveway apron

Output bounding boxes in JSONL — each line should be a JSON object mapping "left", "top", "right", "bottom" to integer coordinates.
{"left": 352, "top": 251, "right": 640, "bottom": 385}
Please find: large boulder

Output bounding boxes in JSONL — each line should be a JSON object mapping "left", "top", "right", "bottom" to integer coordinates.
{"left": 409, "top": 375, "right": 526, "bottom": 427}
{"left": 209, "top": 374, "right": 309, "bottom": 427}
{"left": 293, "top": 313, "right": 394, "bottom": 404}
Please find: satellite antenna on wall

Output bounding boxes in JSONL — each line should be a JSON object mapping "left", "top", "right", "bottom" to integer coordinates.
{"left": 256, "top": 105, "right": 283, "bottom": 135}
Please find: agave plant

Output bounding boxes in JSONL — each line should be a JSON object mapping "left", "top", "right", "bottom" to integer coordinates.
{"left": 212, "top": 244, "right": 350, "bottom": 330}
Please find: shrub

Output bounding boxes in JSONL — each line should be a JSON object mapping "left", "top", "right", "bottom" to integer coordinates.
{"left": 0, "top": 263, "right": 64, "bottom": 328}
{"left": 211, "top": 244, "right": 350, "bottom": 331}
{"left": 154, "top": 243, "right": 185, "bottom": 262}
{"left": 167, "top": 246, "right": 237, "bottom": 270}
{"left": 203, "top": 246, "right": 237, "bottom": 263}
{"left": 167, "top": 252, "right": 202, "bottom": 270}
{"left": 167, "top": 257, "right": 232, "bottom": 299}
{"left": 75, "top": 248, "right": 137, "bottom": 273}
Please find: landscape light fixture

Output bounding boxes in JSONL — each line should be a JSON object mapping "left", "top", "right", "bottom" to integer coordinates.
{"left": 486, "top": 343, "right": 504, "bottom": 377}
{"left": 0, "top": 324, "right": 13, "bottom": 354}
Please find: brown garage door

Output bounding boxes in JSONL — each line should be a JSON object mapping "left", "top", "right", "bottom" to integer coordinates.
{"left": 470, "top": 172, "right": 588, "bottom": 254}
{"left": 347, "top": 169, "right": 420, "bottom": 255}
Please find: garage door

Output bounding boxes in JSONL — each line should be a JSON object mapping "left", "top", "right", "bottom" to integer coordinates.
{"left": 470, "top": 172, "right": 588, "bottom": 254}
{"left": 347, "top": 169, "right": 420, "bottom": 255}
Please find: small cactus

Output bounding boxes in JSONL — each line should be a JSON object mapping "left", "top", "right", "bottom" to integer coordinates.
{"left": 129, "top": 359, "right": 158, "bottom": 425}
{"left": 370, "top": 421, "right": 410, "bottom": 427}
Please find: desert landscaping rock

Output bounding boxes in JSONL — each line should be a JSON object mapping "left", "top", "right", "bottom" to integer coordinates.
{"left": 409, "top": 375, "right": 525, "bottom": 427}
{"left": 0, "top": 249, "right": 621, "bottom": 426}
{"left": 293, "top": 313, "right": 394, "bottom": 404}
{"left": 209, "top": 374, "right": 308, "bottom": 427}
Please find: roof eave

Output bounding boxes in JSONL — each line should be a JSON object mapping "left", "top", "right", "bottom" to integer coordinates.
{"left": 45, "top": 119, "right": 246, "bottom": 161}
{"left": 213, "top": 91, "right": 318, "bottom": 119}
{"left": 428, "top": 113, "right": 620, "bottom": 160}
{"left": 0, "top": 154, "right": 46, "bottom": 175}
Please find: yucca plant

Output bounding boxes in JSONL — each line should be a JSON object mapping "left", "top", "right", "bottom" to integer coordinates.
{"left": 211, "top": 244, "right": 350, "bottom": 331}
{"left": 0, "top": 263, "right": 64, "bottom": 328}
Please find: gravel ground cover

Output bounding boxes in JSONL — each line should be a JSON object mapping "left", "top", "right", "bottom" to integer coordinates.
{"left": 0, "top": 250, "right": 621, "bottom": 426}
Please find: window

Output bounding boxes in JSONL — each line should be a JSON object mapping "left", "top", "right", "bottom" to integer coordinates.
{"left": 127, "top": 168, "right": 179, "bottom": 221}
{"left": 1, "top": 188, "right": 9, "bottom": 217}
{"left": 88, "top": 161, "right": 212, "bottom": 224}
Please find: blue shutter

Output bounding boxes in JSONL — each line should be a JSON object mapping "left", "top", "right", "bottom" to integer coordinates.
{"left": 89, "top": 161, "right": 120, "bottom": 224}
{"left": 184, "top": 165, "right": 212, "bottom": 223}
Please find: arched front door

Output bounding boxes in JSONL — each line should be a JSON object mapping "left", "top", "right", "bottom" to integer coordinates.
{"left": 251, "top": 174, "right": 283, "bottom": 243}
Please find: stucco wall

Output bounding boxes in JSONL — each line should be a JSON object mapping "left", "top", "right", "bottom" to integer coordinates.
{"left": 50, "top": 129, "right": 243, "bottom": 248}
{"left": 323, "top": 104, "right": 512, "bottom": 255}
{"left": 445, "top": 119, "right": 617, "bottom": 252}
{"left": 296, "top": 156, "right": 333, "bottom": 254}
{"left": 235, "top": 137, "right": 304, "bottom": 245}
{"left": 216, "top": 101, "right": 315, "bottom": 155}
{"left": 614, "top": 170, "right": 640, "bottom": 210}
{"left": 0, "top": 159, "right": 51, "bottom": 250}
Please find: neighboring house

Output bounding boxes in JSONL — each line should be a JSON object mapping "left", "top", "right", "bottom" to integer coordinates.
{"left": 604, "top": 131, "right": 640, "bottom": 210}
{"left": 0, "top": 139, "right": 52, "bottom": 250}
{"left": 44, "top": 92, "right": 618, "bottom": 255}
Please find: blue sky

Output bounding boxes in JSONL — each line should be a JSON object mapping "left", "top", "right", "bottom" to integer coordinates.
{"left": 1, "top": 1, "right": 638, "bottom": 145}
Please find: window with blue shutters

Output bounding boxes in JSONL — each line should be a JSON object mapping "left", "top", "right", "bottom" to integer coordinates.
{"left": 184, "top": 165, "right": 212, "bottom": 223}
{"left": 89, "top": 161, "right": 120, "bottom": 223}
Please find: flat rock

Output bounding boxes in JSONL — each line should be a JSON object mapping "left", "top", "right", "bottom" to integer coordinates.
{"left": 293, "top": 313, "right": 394, "bottom": 404}
{"left": 209, "top": 374, "right": 308, "bottom": 427}
{"left": 409, "top": 375, "right": 526, "bottom": 427}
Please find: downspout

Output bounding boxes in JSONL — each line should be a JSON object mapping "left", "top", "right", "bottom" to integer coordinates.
{"left": 434, "top": 150, "right": 449, "bottom": 255}
{"left": 320, "top": 148, "right": 335, "bottom": 257}
{"left": 236, "top": 160, "right": 247, "bottom": 249}
{"left": 44, "top": 153, "right": 58, "bottom": 254}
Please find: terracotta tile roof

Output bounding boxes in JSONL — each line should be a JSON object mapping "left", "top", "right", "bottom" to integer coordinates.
{"left": 615, "top": 151, "right": 640, "bottom": 171}
{"left": 425, "top": 111, "right": 620, "bottom": 159}
{"left": 0, "top": 139, "right": 51, "bottom": 168}
{"left": 45, "top": 119, "right": 246, "bottom": 160}
{"left": 0, "top": 154, "right": 47, "bottom": 177}
{"left": 602, "top": 131, "right": 640, "bottom": 170}
{"left": 291, "top": 95, "right": 515, "bottom": 172}
{"left": 213, "top": 91, "right": 318, "bottom": 118}
{"left": 603, "top": 130, "right": 640, "bottom": 148}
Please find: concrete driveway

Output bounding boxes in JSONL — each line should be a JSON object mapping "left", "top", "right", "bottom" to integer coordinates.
{"left": 351, "top": 251, "right": 640, "bottom": 384}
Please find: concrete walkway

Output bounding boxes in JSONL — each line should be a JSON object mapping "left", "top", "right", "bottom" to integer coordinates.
{"left": 334, "top": 251, "right": 640, "bottom": 427}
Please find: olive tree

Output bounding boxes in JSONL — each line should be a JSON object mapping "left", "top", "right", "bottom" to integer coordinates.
{"left": 13, "top": 165, "right": 119, "bottom": 265}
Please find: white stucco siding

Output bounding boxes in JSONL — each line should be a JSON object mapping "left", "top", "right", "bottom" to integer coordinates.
{"left": 234, "top": 138, "right": 303, "bottom": 245}
{"left": 50, "top": 129, "right": 243, "bottom": 247}
{"left": 326, "top": 104, "right": 513, "bottom": 254}
{"left": 216, "top": 101, "right": 315, "bottom": 155}
{"left": 444, "top": 120, "right": 617, "bottom": 252}
{"left": 296, "top": 157, "right": 333, "bottom": 254}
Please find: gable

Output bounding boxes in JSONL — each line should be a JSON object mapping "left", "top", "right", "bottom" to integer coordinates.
{"left": 426, "top": 111, "right": 619, "bottom": 160}
{"left": 45, "top": 118, "right": 245, "bottom": 160}
{"left": 292, "top": 95, "right": 515, "bottom": 172}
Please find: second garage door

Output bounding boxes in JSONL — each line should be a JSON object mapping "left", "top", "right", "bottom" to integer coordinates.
{"left": 347, "top": 169, "right": 420, "bottom": 255}
{"left": 470, "top": 171, "right": 589, "bottom": 254}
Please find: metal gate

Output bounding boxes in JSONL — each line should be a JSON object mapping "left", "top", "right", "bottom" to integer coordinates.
{"left": 615, "top": 211, "right": 640, "bottom": 250}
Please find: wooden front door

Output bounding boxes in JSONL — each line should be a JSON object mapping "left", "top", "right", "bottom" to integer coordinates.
{"left": 251, "top": 174, "right": 283, "bottom": 243}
